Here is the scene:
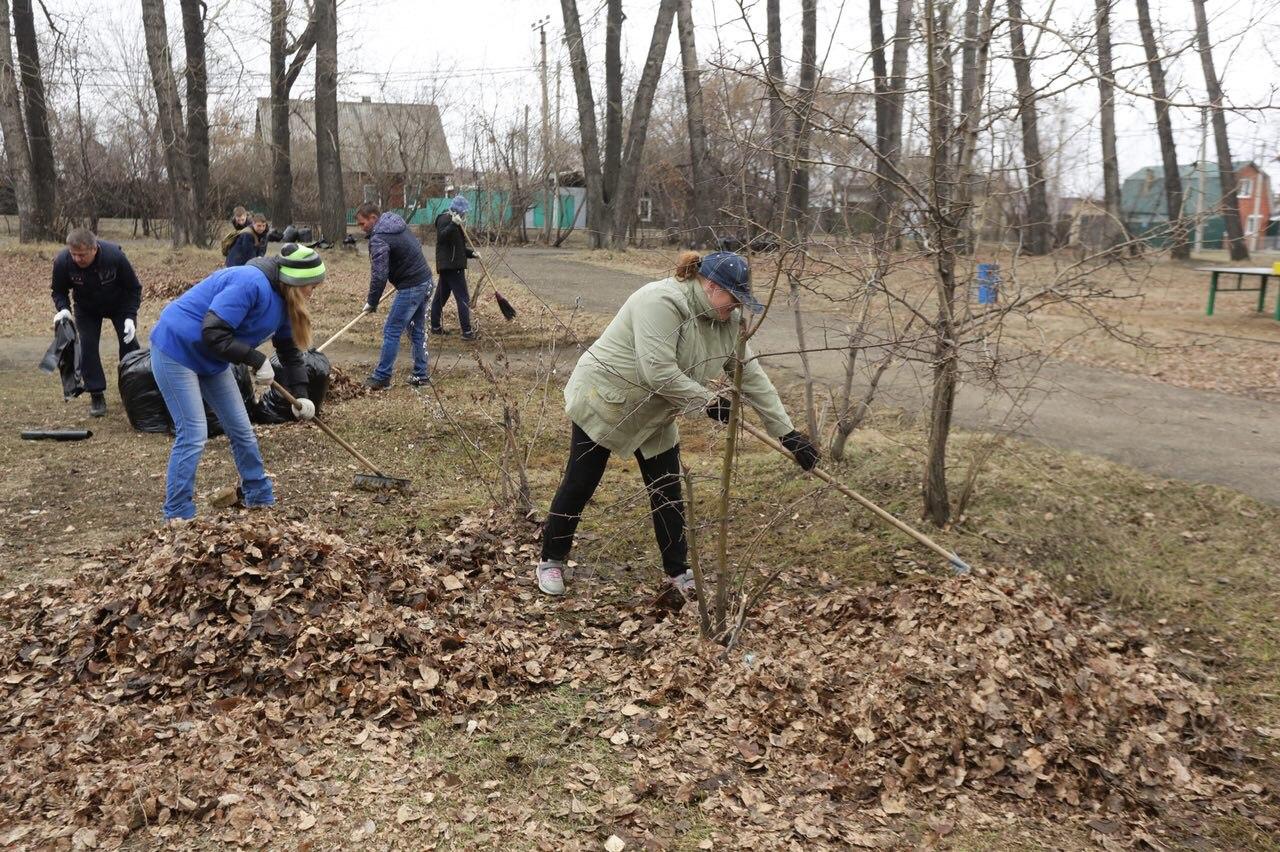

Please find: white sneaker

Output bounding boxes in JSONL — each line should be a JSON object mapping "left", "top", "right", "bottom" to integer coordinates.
{"left": 668, "top": 569, "right": 696, "bottom": 597}
{"left": 536, "top": 560, "right": 566, "bottom": 596}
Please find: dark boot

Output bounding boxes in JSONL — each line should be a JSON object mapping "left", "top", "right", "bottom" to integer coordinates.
{"left": 363, "top": 376, "right": 391, "bottom": 391}
{"left": 89, "top": 392, "right": 107, "bottom": 417}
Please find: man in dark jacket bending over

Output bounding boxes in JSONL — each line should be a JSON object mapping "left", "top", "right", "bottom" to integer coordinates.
{"left": 51, "top": 228, "right": 143, "bottom": 416}
{"left": 357, "top": 203, "right": 435, "bottom": 389}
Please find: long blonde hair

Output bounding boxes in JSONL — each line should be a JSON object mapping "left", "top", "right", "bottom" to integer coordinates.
{"left": 283, "top": 286, "right": 313, "bottom": 350}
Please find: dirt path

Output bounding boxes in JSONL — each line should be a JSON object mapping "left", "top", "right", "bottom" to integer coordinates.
{"left": 497, "top": 247, "right": 1280, "bottom": 506}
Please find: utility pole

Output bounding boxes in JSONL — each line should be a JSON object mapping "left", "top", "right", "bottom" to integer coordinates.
{"left": 553, "top": 59, "right": 562, "bottom": 239}
{"left": 1195, "top": 106, "right": 1207, "bottom": 254}
{"left": 533, "top": 15, "right": 552, "bottom": 243}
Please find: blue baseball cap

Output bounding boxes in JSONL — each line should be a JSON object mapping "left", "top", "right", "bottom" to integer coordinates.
{"left": 699, "top": 251, "right": 762, "bottom": 314}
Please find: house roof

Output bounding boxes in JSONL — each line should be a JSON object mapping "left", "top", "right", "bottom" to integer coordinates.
{"left": 255, "top": 97, "right": 453, "bottom": 176}
{"left": 1120, "top": 160, "right": 1268, "bottom": 219}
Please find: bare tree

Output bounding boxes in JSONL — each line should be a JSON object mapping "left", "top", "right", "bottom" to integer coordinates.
{"left": 0, "top": 0, "right": 34, "bottom": 241}
{"left": 140, "top": 0, "right": 196, "bottom": 246}
{"left": 179, "top": 0, "right": 209, "bottom": 245}
{"left": 675, "top": 0, "right": 713, "bottom": 246}
{"left": 1007, "top": 0, "right": 1050, "bottom": 255}
{"left": 12, "top": 0, "right": 55, "bottom": 238}
{"left": 313, "top": 0, "right": 344, "bottom": 242}
{"left": 604, "top": 0, "right": 623, "bottom": 212}
{"left": 766, "top": 0, "right": 788, "bottom": 233}
{"left": 1191, "top": 0, "right": 1248, "bottom": 260}
{"left": 870, "top": 0, "right": 912, "bottom": 245}
{"left": 1093, "top": 0, "right": 1124, "bottom": 247}
{"left": 1135, "top": 0, "right": 1189, "bottom": 259}
{"left": 269, "top": 0, "right": 317, "bottom": 226}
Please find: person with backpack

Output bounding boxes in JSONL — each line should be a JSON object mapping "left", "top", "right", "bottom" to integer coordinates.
{"left": 148, "top": 244, "right": 325, "bottom": 521}
{"left": 431, "top": 195, "right": 479, "bottom": 340}
{"left": 356, "top": 202, "right": 435, "bottom": 389}
{"left": 50, "top": 228, "right": 143, "bottom": 417}
{"left": 226, "top": 213, "right": 270, "bottom": 267}
{"left": 534, "top": 250, "right": 819, "bottom": 598}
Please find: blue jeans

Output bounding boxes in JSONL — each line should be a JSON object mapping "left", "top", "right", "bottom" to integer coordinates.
{"left": 371, "top": 281, "right": 432, "bottom": 382}
{"left": 151, "top": 346, "right": 273, "bottom": 520}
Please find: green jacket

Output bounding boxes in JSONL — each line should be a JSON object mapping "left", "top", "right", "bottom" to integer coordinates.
{"left": 564, "top": 276, "right": 794, "bottom": 458}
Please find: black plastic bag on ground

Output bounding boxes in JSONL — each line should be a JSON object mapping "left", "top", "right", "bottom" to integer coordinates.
{"left": 119, "top": 349, "right": 255, "bottom": 437}
{"left": 251, "top": 349, "right": 330, "bottom": 424}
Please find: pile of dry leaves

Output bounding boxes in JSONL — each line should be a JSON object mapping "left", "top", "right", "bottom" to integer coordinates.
{"left": 325, "top": 364, "right": 375, "bottom": 404}
{"left": 0, "top": 512, "right": 1254, "bottom": 848}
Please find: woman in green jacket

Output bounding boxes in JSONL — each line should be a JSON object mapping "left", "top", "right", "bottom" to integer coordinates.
{"left": 536, "top": 250, "right": 818, "bottom": 597}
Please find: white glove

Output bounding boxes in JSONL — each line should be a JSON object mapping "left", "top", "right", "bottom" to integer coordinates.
{"left": 53, "top": 309, "right": 71, "bottom": 325}
{"left": 450, "top": 212, "right": 465, "bottom": 226}
{"left": 363, "top": 302, "right": 376, "bottom": 313}
{"left": 122, "top": 318, "right": 136, "bottom": 344}
{"left": 291, "top": 398, "right": 315, "bottom": 421}
{"left": 252, "top": 360, "right": 275, "bottom": 386}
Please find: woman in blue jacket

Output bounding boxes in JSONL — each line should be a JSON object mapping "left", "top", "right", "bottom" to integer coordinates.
{"left": 149, "top": 245, "right": 326, "bottom": 520}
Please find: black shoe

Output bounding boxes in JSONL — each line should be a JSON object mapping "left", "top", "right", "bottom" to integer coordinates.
{"left": 363, "top": 377, "right": 391, "bottom": 390}
{"left": 89, "top": 393, "right": 107, "bottom": 417}
{"left": 430, "top": 327, "right": 453, "bottom": 336}
{"left": 461, "top": 330, "right": 481, "bottom": 341}
{"left": 407, "top": 375, "right": 431, "bottom": 387}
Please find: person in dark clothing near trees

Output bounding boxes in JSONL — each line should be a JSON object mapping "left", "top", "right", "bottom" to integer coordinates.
{"left": 50, "top": 228, "right": 143, "bottom": 417}
{"left": 226, "top": 213, "right": 270, "bottom": 267}
{"left": 356, "top": 202, "right": 435, "bottom": 389}
{"left": 432, "top": 195, "right": 479, "bottom": 340}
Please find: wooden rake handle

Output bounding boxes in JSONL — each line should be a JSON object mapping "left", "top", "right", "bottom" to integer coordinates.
{"left": 316, "top": 309, "right": 371, "bottom": 353}
{"left": 268, "top": 381, "right": 388, "bottom": 478}
{"left": 739, "top": 420, "right": 972, "bottom": 574}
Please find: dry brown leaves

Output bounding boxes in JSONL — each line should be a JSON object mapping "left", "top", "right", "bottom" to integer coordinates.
{"left": 0, "top": 511, "right": 1259, "bottom": 848}
{"left": 325, "top": 364, "right": 374, "bottom": 404}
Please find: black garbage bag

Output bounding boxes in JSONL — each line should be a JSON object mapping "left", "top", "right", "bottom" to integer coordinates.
{"left": 39, "top": 316, "right": 84, "bottom": 400}
{"left": 251, "top": 349, "right": 330, "bottom": 424}
{"left": 119, "top": 349, "right": 256, "bottom": 437}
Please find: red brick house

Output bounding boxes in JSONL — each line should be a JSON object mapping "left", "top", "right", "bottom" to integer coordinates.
{"left": 1234, "top": 161, "right": 1271, "bottom": 252}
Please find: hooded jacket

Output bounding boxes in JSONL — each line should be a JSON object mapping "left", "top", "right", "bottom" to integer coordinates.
{"left": 435, "top": 212, "right": 477, "bottom": 272}
{"left": 563, "top": 276, "right": 793, "bottom": 459}
{"left": 365, "top": 212, "right": 433, "bottom": 309}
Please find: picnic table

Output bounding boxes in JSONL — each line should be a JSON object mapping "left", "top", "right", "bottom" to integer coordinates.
{"left": 1198, "top": 267, "right": 1280, "bottom": 319}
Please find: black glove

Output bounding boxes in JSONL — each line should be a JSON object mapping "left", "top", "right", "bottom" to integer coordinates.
{"left": 780, "top": 431, "right": 820, "bottom": 471}
{"left": 705, "top": 395, "right": 733, "bottom": 423}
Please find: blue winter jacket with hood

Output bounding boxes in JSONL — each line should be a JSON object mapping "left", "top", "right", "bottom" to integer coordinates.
{"left": 365, "top": 212, "right": 433, "bottom": 309}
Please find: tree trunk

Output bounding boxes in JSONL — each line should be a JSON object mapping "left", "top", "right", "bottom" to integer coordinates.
{"left": 268, "top": 0, "right": 317, "bottom": 226}
{"left": 1135, "top": 0, "right": 1189, "bottom": 259}
{"left": 179, "top": 0, "right": 209, "bottom": 245}
{"left": 0, "top": 0, "right": 34, "bottom": 241}
{"left": 603, "top": 0, "right": 623, "bottom": 206}
{"left": 955, "top": 0, "right": 995, "bottom": 250}
{"left": 140, "top": 0, "right": 195, "bottom": 247}
{"left": 12, "top": 0, "right": 54, "bottom": 238}
{"left": 1192, "top": 0, "right": 1248, "bottom": 260}
{"left": 869, "top": 0, "right": 889, "bottom": 235}
{"left": 1094, "top": 0, "right": 1124, "bottom": 244}
{"left": 1007, "top": 0, "right": 1050, "bottom": 255}
{"left": 787, "top": 0, "right": 817, "bottom": 240}
{"left": 314, "top": 0, "right": 345, "bottom": 242}
{"left": 873, "top": 0, "right": 912, "bottom": 246}
{"left": 922, "top": 0, "right": 959, "bottom": 527}
{"left": 676, "top": 0, "right": 713, "bottom": 247}
{"left": 609, "top": 0, "right": 678, "bottom": 249}
{"left": 766, "top": 0, "right": 788, "bottom": 234}
{"left": 560, "top": 0, "right": 606, "bottom": 248}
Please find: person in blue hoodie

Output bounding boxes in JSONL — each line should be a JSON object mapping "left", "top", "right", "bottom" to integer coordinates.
{"left": 148, "top": 245, "right": 326, "bottom": 521}
{"left": 356, "top": 202, "right": 435, "bottom": 388}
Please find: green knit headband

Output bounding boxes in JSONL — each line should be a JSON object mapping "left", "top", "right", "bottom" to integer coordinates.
{"left": 278, "top": 243, "right": 326, "bottom": 286}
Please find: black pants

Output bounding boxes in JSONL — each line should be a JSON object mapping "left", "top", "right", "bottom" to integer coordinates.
{"left": 542, "top": 423, "right": 688, "bottom": 577}
{"left": 75, "top": 306, "right": 139, "bottom": 394}
{"left": 430, "top": 269, "right": 473, "bottom": 334}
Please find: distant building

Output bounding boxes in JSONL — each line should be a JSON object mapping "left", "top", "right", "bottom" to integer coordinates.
{"left": 255, "top": 96, "right": 453, "bottom": 211}
{"left": 1121, "top": 160, "right": 1271, "bottom": 251}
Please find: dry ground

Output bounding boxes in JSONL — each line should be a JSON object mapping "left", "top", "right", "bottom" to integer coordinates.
{"left": 1, "top": 240, "right": 1278, "bottom": 849}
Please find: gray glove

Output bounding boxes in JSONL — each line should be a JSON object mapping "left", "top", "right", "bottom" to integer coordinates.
{"left": 53, "top": 309, "right": 72, "bottom": 325}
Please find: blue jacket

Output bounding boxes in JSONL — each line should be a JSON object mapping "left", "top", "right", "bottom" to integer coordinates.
{"left": 151, "top": 266, "right": 291, "bottom": 375}
{"left": 225, "top": 230, "right": 267, "bottom": 267}
{"left": 51, "top": 242, "right": 143, "bottom": 319}
{"left": 365, "top": 213, "right": 432, "bottom": 309}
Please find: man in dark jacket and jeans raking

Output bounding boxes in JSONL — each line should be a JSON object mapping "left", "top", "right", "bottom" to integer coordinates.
{"left": 50, "top": 228, "right": 143, "bottom": 417}
{"left": 432, "top": 195, "right": 479, "bottom": 340}
{"left": 357, "top": 203, "right": 435, "bottom": 388}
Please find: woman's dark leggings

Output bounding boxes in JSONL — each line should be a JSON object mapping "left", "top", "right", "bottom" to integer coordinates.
{"left": 541, "top": 423, "right": 688, "bottom": 577}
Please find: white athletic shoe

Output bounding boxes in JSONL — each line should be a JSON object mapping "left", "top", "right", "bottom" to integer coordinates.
{"left": 668, "top": 569, "right": 697, "bottom": 597}
{"left": 536, "top": 560, "right": 566, "bottom": 596}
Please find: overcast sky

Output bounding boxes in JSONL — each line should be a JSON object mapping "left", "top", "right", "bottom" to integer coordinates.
{"left": 73, "top": 0, "right": 1280, "bottom": 197}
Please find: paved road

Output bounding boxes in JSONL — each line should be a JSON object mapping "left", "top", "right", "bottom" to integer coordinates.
{"left": 500, "top": 247, "right": 1280, "bottom": 505}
